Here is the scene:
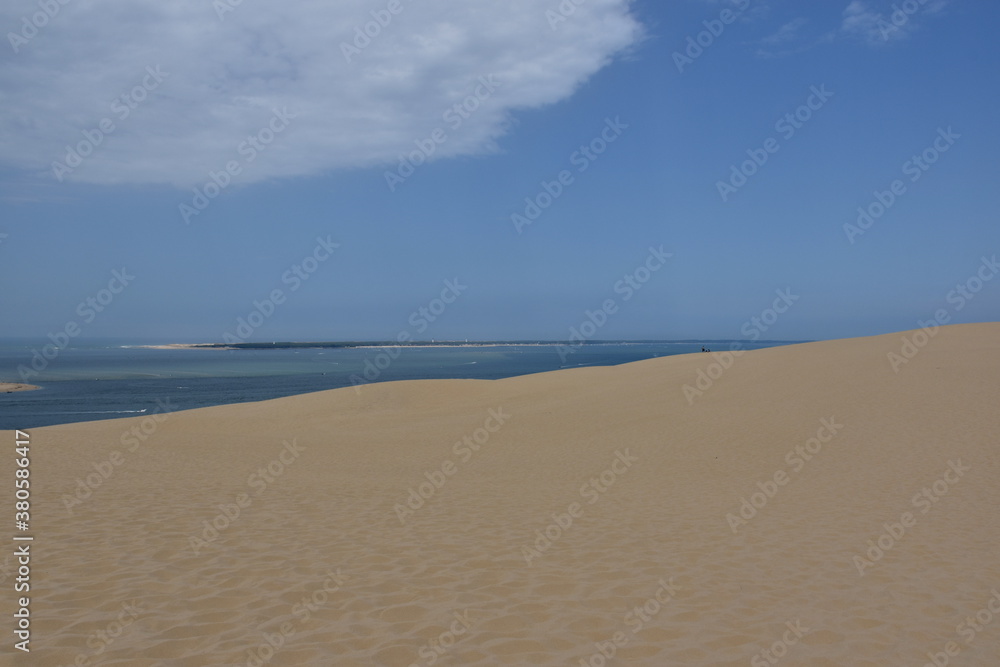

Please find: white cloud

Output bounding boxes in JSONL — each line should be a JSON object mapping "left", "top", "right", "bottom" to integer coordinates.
{"left": 0, "top": 0, "right": 642, "bottom": 188}
{"left": 840, "top": 0, "right": 949, "bottom": 46}
{"left": 752, "top": 17, "right": 826, "bottom": 59}
{"left": 841, "top": 1, "right": 895, "bottom": 44}
{"left": 760, "top": 17, "right": 807, "bottom": 45}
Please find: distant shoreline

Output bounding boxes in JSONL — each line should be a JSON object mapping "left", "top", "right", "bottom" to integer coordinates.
{"left": 136, "top": 339, "right": 804, "bottom": 351}
{"left": 0, "top": 383, "right": 40, "bottom": 393}
{"left": 137, "top": 342, "right": 604, "bottom": 351}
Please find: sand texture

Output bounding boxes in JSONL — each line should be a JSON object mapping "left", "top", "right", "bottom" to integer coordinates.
{"left": 2, "top": 323, "right": 999, "bottom": 666}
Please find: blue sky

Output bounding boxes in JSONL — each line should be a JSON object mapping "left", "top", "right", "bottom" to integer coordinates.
{"left": 1, "top": 0, "right": 997, "bottom": 342}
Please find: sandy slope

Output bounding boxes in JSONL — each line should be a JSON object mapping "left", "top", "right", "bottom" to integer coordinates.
{"left": 2, "top": 323, "right": 999, "bottom": 666}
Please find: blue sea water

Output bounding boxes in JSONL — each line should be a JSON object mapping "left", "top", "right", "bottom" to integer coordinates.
{"left": 0, "top": 340, "right": 791, "bottom": 430}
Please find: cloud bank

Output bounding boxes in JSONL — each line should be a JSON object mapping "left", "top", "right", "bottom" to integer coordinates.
{"left": 0, "top": 0, "right": 642, "bottom": 188}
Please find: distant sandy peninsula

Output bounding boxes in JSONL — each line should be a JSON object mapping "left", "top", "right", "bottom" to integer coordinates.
{"left": 0, "top": 383, "right": 40, "bottom": 393}
{"left": 136, "top": 344, "right": 237, "bottom": 350}
{"left": 135, "top": 340, "right": 782, "bottom": 351}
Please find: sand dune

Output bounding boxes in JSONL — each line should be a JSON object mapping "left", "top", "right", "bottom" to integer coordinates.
{"left": 3, "top": 323, "right": 1000, "bottom": 666}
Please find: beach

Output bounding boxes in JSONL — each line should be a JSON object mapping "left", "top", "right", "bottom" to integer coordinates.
{"left": 3, "top": 322, "right": 999, "bottom": 665}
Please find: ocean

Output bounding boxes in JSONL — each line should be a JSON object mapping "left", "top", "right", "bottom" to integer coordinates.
{"left": 0, "top": 340, "right": 793, "bottom": 430}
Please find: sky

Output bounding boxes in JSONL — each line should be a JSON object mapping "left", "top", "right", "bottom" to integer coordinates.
{"left": 0, "top": 0, "right": 997, "bottom": 343}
